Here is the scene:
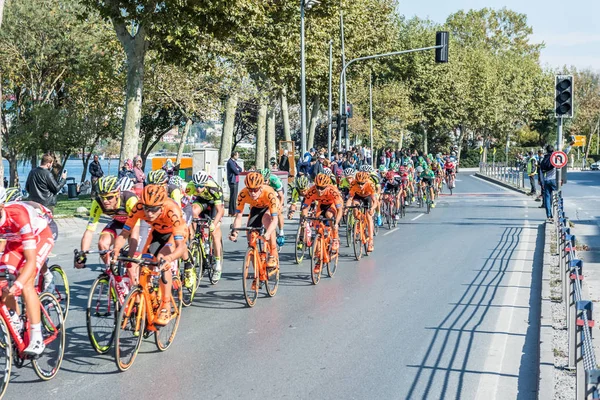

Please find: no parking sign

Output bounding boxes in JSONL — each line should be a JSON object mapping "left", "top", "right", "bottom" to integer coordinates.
{"left": 550, "top": 151, "right": 568, "bottom": 168}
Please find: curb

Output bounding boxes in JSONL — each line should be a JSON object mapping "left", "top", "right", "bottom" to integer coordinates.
{"left": 473, "top": 172, "right": 531, "bottom": 195}
{"left": 538, "top": 221, "right": 554, "bottom": 400}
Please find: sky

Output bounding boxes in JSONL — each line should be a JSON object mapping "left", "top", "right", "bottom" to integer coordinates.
{"left": 397, "top": 0, "right": 600, "bottom": 72}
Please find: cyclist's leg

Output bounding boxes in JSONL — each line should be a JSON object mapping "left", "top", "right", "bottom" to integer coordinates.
{"left": 365, "top": 198, "right": 375, "bottom": 248}
{"left": 261, "top": 211, "right": 278, "bottom": 266}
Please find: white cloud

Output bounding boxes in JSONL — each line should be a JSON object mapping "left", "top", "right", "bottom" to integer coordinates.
{"left": 531, "top": 32, "right": 600, "bottom": 47}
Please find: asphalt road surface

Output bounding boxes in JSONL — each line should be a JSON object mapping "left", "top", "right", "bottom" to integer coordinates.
{"left": 4, "top": 172, "right": 545, "bottom": 400}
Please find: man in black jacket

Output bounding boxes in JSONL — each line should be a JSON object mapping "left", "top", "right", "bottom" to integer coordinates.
{"left": 226, "top": 151, "right": 243, "bottom": 216}
{"left": 25, "top": 154, "right": 67, "bottom": 211}
{"left": 89, "top": 154, "right": 104, "bottom": 197}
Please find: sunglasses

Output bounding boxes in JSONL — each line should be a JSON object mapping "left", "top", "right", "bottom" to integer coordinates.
{"left": 248, "top": 187, "right": 261, "bottom": 194}
{"left": 357, "top": 182, "right": 366, "bottom": 186}
{"left": 143, "top": 205, "right": 162, "bottom": 213}
{"left": 100, "top": 194, "right": 117, "bottom": 201}
{"left": 316, "top": 185, "right": 327, "bottom": 191}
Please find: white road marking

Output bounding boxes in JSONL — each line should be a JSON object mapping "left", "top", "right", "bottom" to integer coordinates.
{"left": 475, "top": 220, "right": 533, "bottom": 398}
{"left": 470, "top": 174, "right": 513, "bottom": 192}
{"left": 383, "top": 228, "right": 399, "bottom": 236}
{"left": 411, "top": 213, "right": 424, "bottom": 221}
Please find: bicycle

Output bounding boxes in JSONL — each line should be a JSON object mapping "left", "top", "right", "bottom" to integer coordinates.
{"left": 0, "top": 272, "right": 65, "bottom": 396}
{"left": 76, "top": 249, "right": 127, "bottom": 354}
{"left": 304, "top": 216, "right": 338, "bottom": 284}
{"left": 381, "top": 192, "right": 398, "bottom": 230}
{"left": 347, "top": 204, "right": 372, "bottom": 260}
{"left": 445, "top": 172, "right": 455, "bottom": 195}
{"left": 113, "top": 255, "right": 183, "bottom": 371}
{"left": 35, "top": 260, "right": 70, "bottom": 321}
{"left": 345, "top": 210, "right": 355, "bottom": 248}
{"left": 295, "top": 208, "right": 316, "bottom": 264}
{"left": 232, "top": 227, "right": 279, "bottom": 308}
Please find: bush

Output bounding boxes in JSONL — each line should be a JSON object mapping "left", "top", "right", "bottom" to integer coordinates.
{"left": 459, "top": 148, "right": 481, "bottom": 168}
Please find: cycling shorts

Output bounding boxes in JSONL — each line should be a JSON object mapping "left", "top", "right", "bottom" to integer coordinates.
{"left": 0, "top": 227, "right": 54, "bottom": 276}
{"left": 248, "top": 207, "right": 269, "bottom": 228}
{"left": 101, "top": 219, "right": 126, "bottom": 239}
{"left": 317, "top": 203, "right": 336, "bottom": 217}
{"left": 353, "top": 194, "right": 372, "bottom": 209}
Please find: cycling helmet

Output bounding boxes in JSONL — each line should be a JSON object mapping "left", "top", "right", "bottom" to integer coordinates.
{"left": 360, "top": 164, "right": 374, "bottom": 173}
{"left": 260, "top": 168, "right": 271, "bottom": 180}
{"left": 416, "top": 166, "right": 424, "bottom": 173}
{"left": 314, "top": 173, "right": 330, "bottom": 187}
{"left": 389, "top": 162, "right": 397, "bottom": 169}
{"left": 451, "top": 151, "right": 457, "bottom": 156}
{"left": 344, "top": 168, "right": 356, "bottom": 177}
{"left": 116, "top": 177, "right": 134, "bottom": 192}
{"left": 323, "top": 167, "right": 332, "bottom": 176}
{"left": 169, "top": 175, "right": 185, "bottom": 188}
{"left": 355, "top": 171, "right": 370, "bottom": 184}
{"left": 192, "top": 171, "right": 210, "bottom": 185}
{"left": 385, "top": 171, "right": 396, "bottom": 181}
{"left": 296, "top": 176, "right": 310, "bottom": 190}
{"left": 5, "top": 187, "right": 22, "bottom": 202}
{"left": 141, "top": 184, "right": 167, "bottom": 207}
{"left": 148, "top": 169, "right": 168, "bottom": 185}
{"left": 98, "top": 176, "right": 119, "bottom": 194}
{"left": 378, "top": 165, "right": 387, "bottom": 172}
{"left": 245, "top": 172, "right": 264, "bottom": 189}
{"left": 269, "top": 157, "right": 277, "bottom": 165}
{"left": 0, "top": 186, "right": 8, "bottom": 204}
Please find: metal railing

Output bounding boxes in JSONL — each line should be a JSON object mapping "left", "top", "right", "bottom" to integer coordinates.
{"left": 479, "top": 162, "right": 527, "bottom": 189}
{"left": 553, "top": 191, "right": 600, "bottom": 399}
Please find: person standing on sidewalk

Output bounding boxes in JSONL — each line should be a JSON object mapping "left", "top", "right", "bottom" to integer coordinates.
{"left": 536, "top": 149, "right": 544, "bottom": 206}
{"left": 25, "top": 154, "right": 67, "bottom": 212}
{"left": 226, "top": 151, "right": 243, "bottom": 217}
{"left": 526, "top": 150, "right": 538, "bottom": 196}
{"left": 89, "top": 154, "right": 104, "bottom": 197}
{"left": 540, "top": 145, "right": 557, "bottom": 221}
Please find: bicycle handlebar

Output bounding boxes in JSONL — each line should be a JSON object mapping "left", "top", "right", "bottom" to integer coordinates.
{"left": 116, "top": 256, "right": 161, "bottom": 267}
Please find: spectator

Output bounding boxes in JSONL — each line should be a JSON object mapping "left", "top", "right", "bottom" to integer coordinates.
{"left": 79, "top": 180, "right": 92, "bottom": 195}
{"left": 3, "top": 177, "right": 7, "bottom": 188}
{"left": 118, "top": 159, "right": 136, "bottom": 182}
{"left": 540, "top": 145, "right": 557, "bottom": 221}
{"left": 526, "top": 150, "right": 537, "bottom": 196}
{"left": 365, "top": 147, "right": 372, "bottom": 166}
{"left": 132, "top": 155, "right": 146, "bottom": 195}
{"left": 89, "top": 154, "right": 104, "bottom": 197}
{"left": 25, "top": 153, "right": 67, "bottom": 212}
{"left": 311, "top": 154, "right": 326, "bottom": 179}
{"left": 278, "top": 150, "right": 290, "bottom": 175}
{"left": 269, "top": 157, "right": 279, "bottom": 171}
{"left": 536, "top": 149, "right": 544, "bottom": 205}
{"left": 227, "top": 151, "right": 243, "bottom": 217}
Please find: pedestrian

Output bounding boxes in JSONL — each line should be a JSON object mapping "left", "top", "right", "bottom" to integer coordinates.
{"left": 3, "top": 177, "right": 7, "bottom": 188}
{"left": 25, "top": 153, "right": 67, "bottom": 212}
{"left": 269, "top": 157, "right": 279, "bottom": 171}
{"left": 118, "top": 159, "right": 136, "bottom": 182}
{"left": 540, "top": 145, "right": 557, "bottom": 221}
{"left": 226, "top": 151, "right": 243, "bottom": 217}
{"left": 278, "top": 150, "right": 290, "bottom": 175}
{"left": 132, "top": 155, "right": 146, "bottom": 195}
{"left": 526, "top": 150, "right": 537, "bottom": 195}
{"left": 536, "top": 149, "right": 544, "bottom": 205}
{"left": 89, "top": 154, "right": 104, "bottom": 197}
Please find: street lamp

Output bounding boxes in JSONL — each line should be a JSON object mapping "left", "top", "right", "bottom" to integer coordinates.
{"left": 300, "top": 0, "right": 320, "bottom": 157}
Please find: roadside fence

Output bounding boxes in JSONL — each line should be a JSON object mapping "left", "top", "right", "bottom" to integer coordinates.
{"left": 479, "top": 162, "right": 526, "bottom": 189}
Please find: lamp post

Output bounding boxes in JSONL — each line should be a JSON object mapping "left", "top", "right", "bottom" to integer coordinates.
{"left": 300, "top": 0, "right": 320, "bottom": 157}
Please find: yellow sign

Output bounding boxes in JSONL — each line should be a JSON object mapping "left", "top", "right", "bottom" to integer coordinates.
{"left": 493, "top": 148, "right": 497, "bottom": 155}
{"left": 479, "top": 147, "right": 483, "bottom": 154}
{"left": 574, "top": 135, "right": 586, "bottom": 147}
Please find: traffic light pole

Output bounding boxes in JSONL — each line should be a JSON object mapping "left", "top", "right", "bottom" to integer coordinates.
{"left": 337, "top": 44, "right": 444, "bottom": 153}
{"left": 557, "top": 116, "right": 563, "bottom": 189}
{"left": 328, "top": 39, "right": 333, "bottom": 159}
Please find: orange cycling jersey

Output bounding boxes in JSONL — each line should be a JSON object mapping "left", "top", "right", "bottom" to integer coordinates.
{"left": 348, "top": 180, "right": 377, "bottom": 198}
{"left": 236, "top": 185, "right": 279, "bottom": 216}
{"left": 123, "top": 198, "right": 187, "bottom": 241}
{"left": 302, "top": 185, "right": 343, "bottom": 209}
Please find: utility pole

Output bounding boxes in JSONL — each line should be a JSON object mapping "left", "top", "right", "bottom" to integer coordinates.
{"left": 369, "top": 74, "right": 374, "bottom": 168}
{"left": 327, "top": 39, "right": 333, "bottom": 159}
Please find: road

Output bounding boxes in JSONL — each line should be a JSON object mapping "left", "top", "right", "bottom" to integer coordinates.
{"left": 4, "top": 172, "right": 545, "bottom": 400}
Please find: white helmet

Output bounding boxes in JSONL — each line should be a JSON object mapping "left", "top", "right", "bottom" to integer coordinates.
{"left": 193, "top": 171, "right": 210, "bottom": 185}
{"left": 116, "top": 177, "right": 134, "bottom": 192}
{"left": 169, "top": 175, "right": 185, "bottom": 188}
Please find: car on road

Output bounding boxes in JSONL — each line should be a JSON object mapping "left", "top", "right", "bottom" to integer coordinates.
{"left": 591, "top": 161, "right": 600, "bottom": 171}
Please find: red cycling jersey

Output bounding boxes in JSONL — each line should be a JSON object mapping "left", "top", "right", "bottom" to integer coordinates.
{"left": 444, "top": 161, "right": 456, "bottom": 171}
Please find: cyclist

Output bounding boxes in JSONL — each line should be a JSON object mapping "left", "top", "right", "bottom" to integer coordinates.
{"left": 345, "top": 171, "right": 377, "bottom": 252}
{"left": 75, "top": 176, "right": 139, "bottom": 269}
{"left": 382, "top": 170, "right": 402, "bottom": 219}
{"left": 360, "top": 165, "right": 382, "bottom": 226}
{"left": 228, "top": 172, "right": 280, "bottom": 268}
{"left": 0, "top": 187, "right": 56, "bottom": 355}
{"left": 5, "top": 187, "right": 22, "bottom": 202}
{"left": 338, "top": 168, "right": 355, "bottom": 200}
{"left": 148, "top": 169, "right": 183, "bottom": 205}
{"left": 444, "top": 156, "right": 457, "bottom": 188}
{"left": 287, "top": 175, "right": 310, "bottom": 219}
{"left": 301, "top": 173, "right": 344, "bottom": 265}
{"left": 186, "top": 171, "right": 225, "bottom": 283}
{"left": 420, "top": 165, "right": 436, "bottom": 208}
{"left": 112, "top": 184, "right": 188, "bottom": 326}
{"left": 261, "top": 168, "right": 286, "bottom": 242}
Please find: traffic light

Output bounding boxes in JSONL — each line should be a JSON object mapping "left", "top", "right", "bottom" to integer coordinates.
{"left": 435, "top": 31, "right": 449, "bottom": 63}
{"left": 555, "top": 75, "right": 574, "bottom": 118}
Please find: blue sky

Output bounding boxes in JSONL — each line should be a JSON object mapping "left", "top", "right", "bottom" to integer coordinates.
{"left": 398, "top": 0, "right": 600, "bottom": 72}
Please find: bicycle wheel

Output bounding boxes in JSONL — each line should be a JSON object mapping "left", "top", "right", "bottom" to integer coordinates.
{"left": 426, "top": 199, "right": 431, "bottom": 214}
{"left": 352, "top": 221, "right": 363, "bottom": 261}
{"left": 363, "top": 223, "right": 371, "bottom": 255}
{"left": 391, "top": 203, "right": 398, "bottom": 227}
{"left": 373, "top": 214, "right": 379, "bottom": 236}
{"left": 208, "top": 238, "right": 223, "bottom": 285}
{"left": 264, "top": 254, "right": 280, "bottom": 297}
{"left": 346, "top": 215, "right": 354, "bottom": 247}
{"left": 32, "top": 292, "right": 65, "bottom": 381}
{"left": 86, "top": 274, "right": 118, "bottom": 354}
{"left": 48, "top": 265, "right": 70, "bottom": 321}
{"left": 155, "top": 275, "right": 183, "bottom": 351}
{"left": 295, "top": 223, "right": 306, "bottom": 264}
{"left": 449, "top": 179, "right": 453, "bottom": 195}
{"left": 179, "top": 256, "right": 195, "bottom": 308}
{"left": 384, "top": 201, "right": 391, "bottom": 230}
{"left": 242, "top": 248, "right": 259, "bottom": 307}
{"left": 0, "top": 318, "right": 12, "bottom": 398}
{"left": 189, "top": 240, "right": 203, "bottom": 289}
{"left": 327, "top": 242, "right": 338, "bottom": 278}
{"left": 310, "top": 234, "right": 322, "bottom": 285}
{"left": 114, "top": 286, "right": 145, "bottom": 372}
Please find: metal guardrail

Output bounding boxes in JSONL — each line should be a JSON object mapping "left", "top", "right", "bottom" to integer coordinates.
{"left": 479, "top": 162, "right": 526, "bottom": 189}
{"left": 552, "top": 191, "right": 600, "bottom": 399}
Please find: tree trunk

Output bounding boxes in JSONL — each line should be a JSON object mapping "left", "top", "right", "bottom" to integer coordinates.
{"left": 0, "top": 0, "right": 5, "bottom": 27}
{"left": 280, "top": 88, "right": 291, "bottom": 142}
{"left": 112, "top": 20, "right": 147, "bottom": 164}
{"left": 267, "top": 106, "right": 276, "bottom": 165}
{"left": 307, "top": 95, "right": 320, "bottom": 150}
{"left": 219, "top": 93, "right": 238, "bottom": 165}
{"left": 422, "top": 124, "right": 428, "bottom": 155}
{"left": 176, "top": 118, "right": 192, "bottom": 164}
{"left": 0, "top": 73, "right": 4, "bottom": 180}
{"left": 255, "top": 100, "right": 267, "bottom": 170}
{"left": 456, "top": 124, "right": 464, "bottom": 171}
{"left": 8, "top": 154, "right": 18, "bottom": 187}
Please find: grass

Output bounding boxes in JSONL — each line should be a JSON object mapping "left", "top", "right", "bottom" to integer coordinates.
{"left": 53, "top": 194, "right": 93, "bottom": 218}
